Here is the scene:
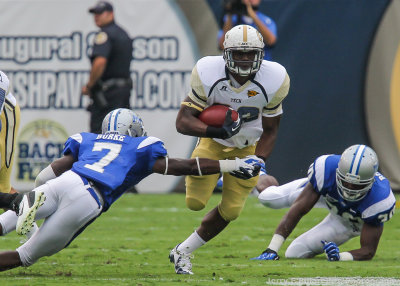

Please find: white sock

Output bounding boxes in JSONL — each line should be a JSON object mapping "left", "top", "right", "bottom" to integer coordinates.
{"left": 177, "top": 231, "right": 206, "bottom": 254}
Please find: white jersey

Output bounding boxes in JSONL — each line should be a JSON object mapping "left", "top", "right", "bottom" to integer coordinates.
{"left": 188, "top": 56, "right": 290, "bottom": 149}
{"left": 0, "top": 71, "right": 11, "bottom": 116}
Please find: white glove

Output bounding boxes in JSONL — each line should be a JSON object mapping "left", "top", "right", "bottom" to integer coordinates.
{"left": 230, "top": 155, "right": 264, "bottom": 179}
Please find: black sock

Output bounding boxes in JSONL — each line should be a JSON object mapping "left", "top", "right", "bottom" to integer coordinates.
{"left": 0, "top": 193, "right": 18, "bottom": 209}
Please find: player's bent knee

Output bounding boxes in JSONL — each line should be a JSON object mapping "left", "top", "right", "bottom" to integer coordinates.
{"left": 219, "top": 207, "right": 241, "bottom": 222}
{"left": 186, "top": 197, "right": 205, "bottom": 211}
{"left": 285, "top": 242, "right": 316, "bottom": 259}
{"left": 258, "top": 186, "right": 289, "bottom": 209}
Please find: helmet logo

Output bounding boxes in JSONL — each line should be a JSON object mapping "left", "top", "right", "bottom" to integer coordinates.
{"left": 247, "top": 90, "right": 259, "bottom": 98}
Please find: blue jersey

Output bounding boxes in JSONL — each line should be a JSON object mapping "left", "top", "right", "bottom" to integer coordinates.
{"left": 308, "top": 154, "right": 396, "bottom": 227}
{"left": 218, "top": 12, "right": 277, "bottom": 60}
{"left": 63, "top": 132, "right": 167, "bottom": 211}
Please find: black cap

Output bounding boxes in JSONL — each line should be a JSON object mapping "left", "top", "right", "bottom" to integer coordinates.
{"left": 89, "top": 1, "right": 113, "bottom": 14}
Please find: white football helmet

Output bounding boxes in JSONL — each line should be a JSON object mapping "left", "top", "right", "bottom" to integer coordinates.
{"left": 336, "top": 144, "right": 378, "bottom": 202}
{"left": 223, "top": 25, "right": 264, "bottom": 76}
{"left": 102, "top": 108, "right": 147, "bottom": 137}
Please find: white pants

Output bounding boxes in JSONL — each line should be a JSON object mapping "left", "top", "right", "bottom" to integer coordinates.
{"left": 0, "top": 171, "right": 103, "bottom": 266}
{"left": 258, "top": 178, "right": 360, "bottom": 258}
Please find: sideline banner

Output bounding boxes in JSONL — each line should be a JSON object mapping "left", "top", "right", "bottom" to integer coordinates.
{"left": 0, "top": 0, "right": 199, "bottom": 193}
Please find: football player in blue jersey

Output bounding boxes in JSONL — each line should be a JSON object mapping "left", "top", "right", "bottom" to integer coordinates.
{"left": 0, "top": 108, "right": 261, "bottom": 272}
{"left": 252, "top": 144, "right": 396, "bottom": 261}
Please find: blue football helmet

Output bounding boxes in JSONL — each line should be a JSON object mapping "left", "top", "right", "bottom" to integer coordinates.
{"left": 336, "top": 144, "right": 378, "bottom": 201}
{"left": 101, "top": 108, "right": 147, "bottom": 137}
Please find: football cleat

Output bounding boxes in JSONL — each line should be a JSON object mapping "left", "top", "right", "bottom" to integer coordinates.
{"left": 169, "top": 245, "right": 194, "bottom": 275}
{"left": 16, "top": 191, "right": 46, "bottom": 236}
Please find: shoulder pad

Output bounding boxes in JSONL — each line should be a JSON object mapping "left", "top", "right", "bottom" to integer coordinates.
{"left": 254, "top": 61, "right": 287, "bottom": 94}
{"left": 196, "top": 56, "right": 226, "bottom": 87}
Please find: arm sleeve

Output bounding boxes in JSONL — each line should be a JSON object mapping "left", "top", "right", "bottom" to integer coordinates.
{"left": 307, "top": 155, "right": 333, "bottom": 196}
{"left": 148, "top": 141, "right": 168, "bottom": 171}
{"left": 91, "top": 31, "right": 112, "bottom": 59}
{"left": 63, "top": 133, "right": 82, "bottom": 161}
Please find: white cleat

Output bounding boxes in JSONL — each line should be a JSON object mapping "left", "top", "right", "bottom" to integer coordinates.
{"left": 169, "top": 245, "right": 194, "bottom": 275}
{"left": 16, "top": 191, "right": 46, "bottom": 236}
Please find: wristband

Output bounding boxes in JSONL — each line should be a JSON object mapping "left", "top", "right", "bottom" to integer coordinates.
{"left": 163, "top": 157, "right": 168, "bottom": 175}
{"left": 195, "top": 157, "right": 202, "bottom": 176}
{"left": 219, "top": 160, "right": 237, "bottom": 172}
{"left": 256, "top": 155, "right": 266, "bottom": 162}
{"left": 206, "top": 126, "right": 224, "bottom": 138}
{"left": 267, "top": 234, "right": 285, "bottom": 253}
{"left": 339, "top": 252, "right": 354, "bottom": 261}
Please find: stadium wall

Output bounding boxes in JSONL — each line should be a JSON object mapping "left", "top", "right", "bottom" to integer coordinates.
{"left": 205, "top": 0, "right": 399, "bottom": 190}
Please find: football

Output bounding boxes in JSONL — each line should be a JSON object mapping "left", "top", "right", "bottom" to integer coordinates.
{"left": 198, "top": 104, "right": 239, "bottom": 128}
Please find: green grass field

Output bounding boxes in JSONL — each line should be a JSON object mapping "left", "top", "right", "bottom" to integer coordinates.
{"left": 0, "top": 193, "right": 399, "bottom": 285}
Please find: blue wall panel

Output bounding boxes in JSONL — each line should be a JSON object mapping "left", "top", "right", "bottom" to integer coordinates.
{"left": 206, "top": 0, "right": 390, "bottom": 182}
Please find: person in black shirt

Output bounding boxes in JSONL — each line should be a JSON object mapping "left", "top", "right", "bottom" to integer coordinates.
{"left": 82, "top": 1, "right": 133, "bottom": 133}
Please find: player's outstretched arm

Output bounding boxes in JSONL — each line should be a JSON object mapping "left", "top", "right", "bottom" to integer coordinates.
{"left": 348, "top": 223, "right": 383, "bottom": 261}
{"left": 253, "top": 182, "right": 320, "bottom": 260}
{"left": 152, "top": 156, "right": 260, "bottom": 178}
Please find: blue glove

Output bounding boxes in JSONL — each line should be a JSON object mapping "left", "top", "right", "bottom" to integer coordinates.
{"left": 230, "top": 155, "right": 263, "bottom": 180}
{"left": 250, "top": 248, "right": 279, "bottom": 260}
{"left": 259, "top": 163, "right": 267, "bottom": 176}
{"left": 322, "top": 241, "right": 340, "bottom": 261}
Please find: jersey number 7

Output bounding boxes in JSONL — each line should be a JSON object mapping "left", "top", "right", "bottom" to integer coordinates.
{"left": 84, "top": 142, "right": 122, "bottom": 173}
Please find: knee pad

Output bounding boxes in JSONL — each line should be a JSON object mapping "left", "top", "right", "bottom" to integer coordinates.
{"left": 285, "top": 242, "right": 316, "bottom": 259}
{"left": 186, "top": 197, "right": 205, "bottom": 211}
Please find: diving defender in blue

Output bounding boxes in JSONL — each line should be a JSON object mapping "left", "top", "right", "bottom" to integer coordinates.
{"left": 254, "top": 144, "right": 395, "bottom": 261}
{"left": 0, "top": 108, "right": 262, "bottom": 271}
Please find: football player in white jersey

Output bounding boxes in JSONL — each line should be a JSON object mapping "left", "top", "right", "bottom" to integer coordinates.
{"left": 0, "top": 71, "right": 20, "bottom": 195}
{"left": 252, "top": 144, "right": 395, "bottom": 261}
{"left": 170, "top": 24, "right": 290, "bottom": 274}
{"left": 0, "top": 71, "right": 41, "bottom": 240}
{"left": 0, "top": 108, "right": 261, "bottom": 272}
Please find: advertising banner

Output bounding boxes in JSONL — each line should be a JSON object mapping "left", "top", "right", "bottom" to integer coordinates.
{"left": 0, "top": 0, "right": 199, "bottom": 192}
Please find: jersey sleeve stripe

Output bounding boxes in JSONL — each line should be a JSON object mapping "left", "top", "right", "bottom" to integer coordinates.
{"left": 192, "top": 89, "right": 206, "bottom": 103}
{"left": 138, "top": 136, "right": 162, "bottom": 149}
{"left": 208, "top": 77, "right": 228, "bottom": 98}
{"left": 315, "top": 155, "right": 329, "bottom": 191}
{"left": 361, "top": 191, "right": 396, "bottom": 219}
{"left": 264, "top": 103, "right": 281, "bottom": 111}
{"left": 250, "top": 79, "right": 268, "bottom": 102}
{"left": 70, "top": 133, "right": 83, "bottom": 143}
{"left": 3, "top": 100, "right": 17, "bottom": 168}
